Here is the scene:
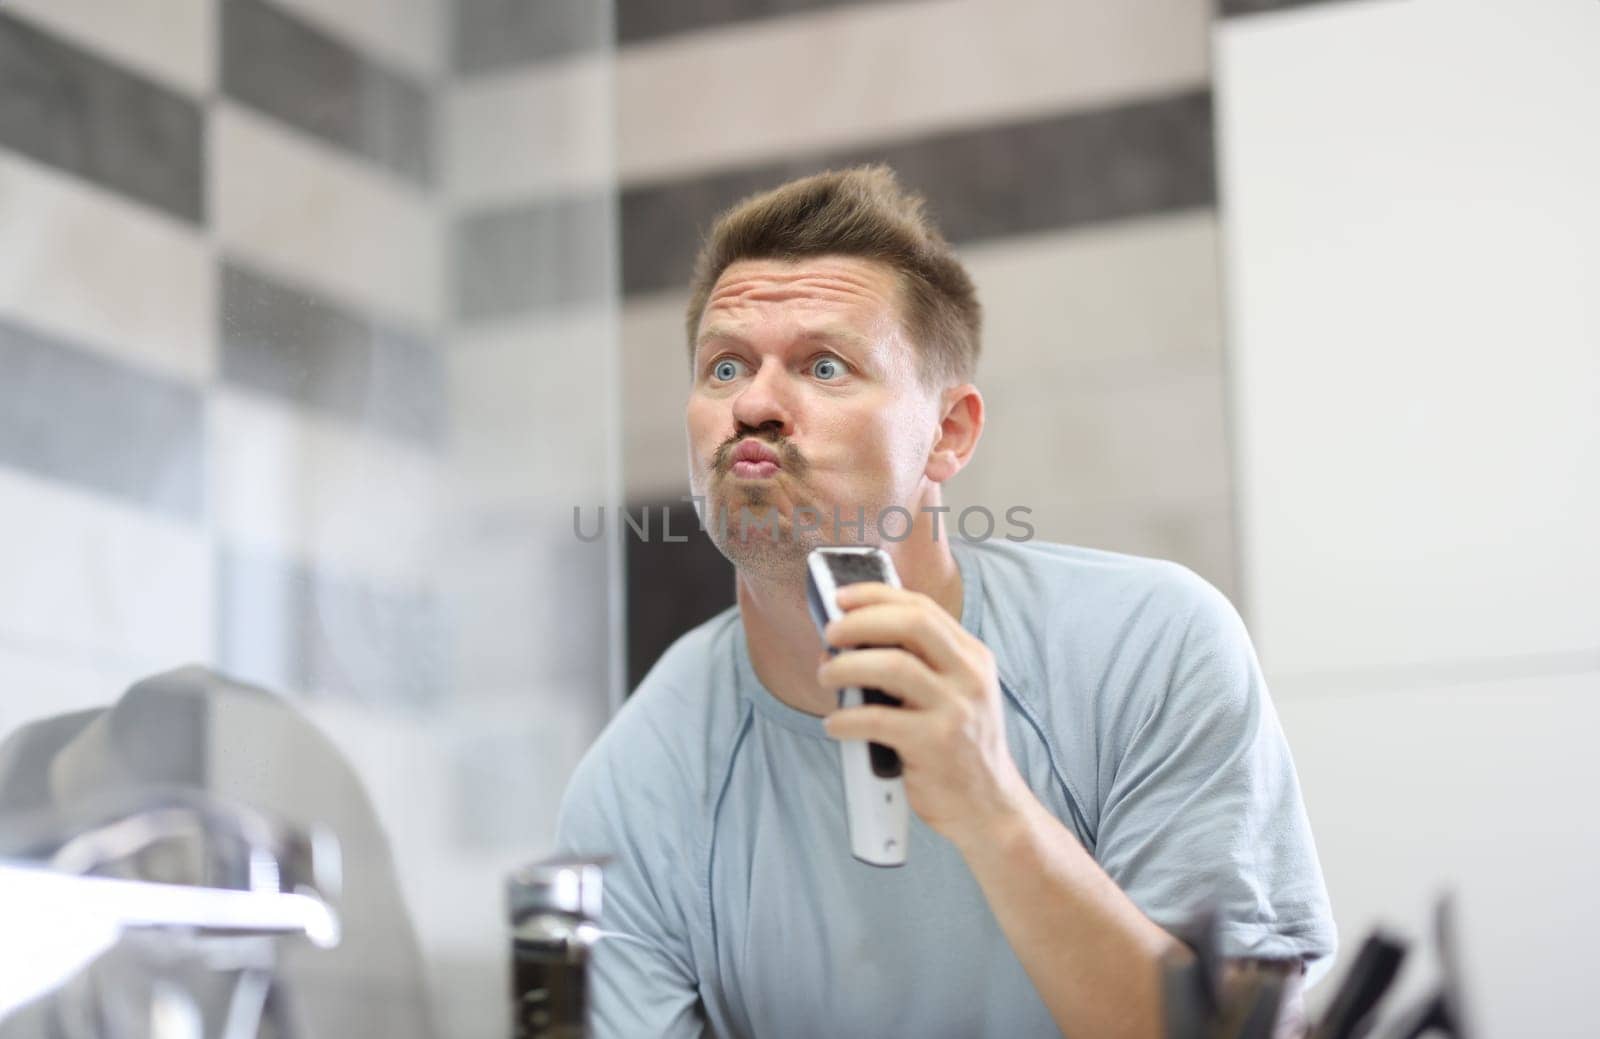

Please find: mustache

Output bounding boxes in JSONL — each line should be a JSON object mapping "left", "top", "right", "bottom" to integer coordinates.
{"left": 710, "top": 432, "right": 809, "bottom": 476}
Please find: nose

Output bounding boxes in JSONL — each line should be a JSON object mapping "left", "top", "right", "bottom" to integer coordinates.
{"left": 730, "top": 357, "right": 794, "bottom": 437}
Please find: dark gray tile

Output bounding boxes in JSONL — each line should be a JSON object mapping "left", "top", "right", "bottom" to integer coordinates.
{"left": 221, "top": 0, "right": 432, "bottom": 186}
{"left": 216, "top": 545, "right": 448, "bottom": 708}
{"left": 619, "top": 88, "right": 1216, "bottom": 296}
{"left": 453, "top": 192, "right": 614, "bottom": 321}
{"left": 453, "top": 0, "right": 610, "bottom": 75}
{"left": 624, "top": 500, "right": 732, "bottom": 691}
{"left": 1218, "top": 0, "right": 1356, "bottom": 15}
{"left": 0, "top": 13, "right": 204, "bottom": 223}
{"left": 0, "top": 317, "right": 203, "bottom": 520}
{"left": 219, "top": 261, "right": 446, "bottom": 446}
{"left": 454, "top": 0, "right": 928, "bottom": 71}
{"left": 618, "top": 0, "right": 919, "bottom": 46}
{"left": 452, "top": 0, "right": 926, "bottom": 73}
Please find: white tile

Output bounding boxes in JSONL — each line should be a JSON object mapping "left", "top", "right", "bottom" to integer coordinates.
{"left": 0, "top": 468, "right": 211, "bottom": 681}
{"left": 623, "top": 415, "right": 694, "bottom": 503}
{"left": 966, "top": 369, "right": 1232, "bottom": 517}
{"left": 442, "top": 520, "right": 610, "bottom": 695}
{"left": 270, "top": 0, "right": 445, "bottom": 79}
{"left": 212, "top": 102, "right": 444, "bottom": 330}
{"left": 0, "top": 152, "right": 213, "bottom": 383}
{"left": 1277, "top": 669, "right": 1600, "bottom": 1036}
{"left": 4, "top": 0, "right": 214, "bottom": 95}
{"left": 210, "top": 389, "right": 441, "bottom": 589}
{"left": 964, "top": 212, "right": 1223, "bottom": 385}
{"left": 1216, "top": 0, "right": 1600, "bottom": 678}
{"left": 620, "top": 290, "right": 693, "bottom": 499}
{"left": 447, "top": 308, "right": 621, "bottom": 512}
{"left": 446, "top": 52, "right": 615, "bottom": 208}
{"left": 0, "top": 645, "right": 124, "bottom": 738}
{"left": 618, "top": 0, "right": 1210, "bottom": 184}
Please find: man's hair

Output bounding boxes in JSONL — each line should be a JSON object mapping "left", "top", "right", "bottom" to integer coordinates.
{"left": 685, "top": 165, "right": 981, "bottom": 386}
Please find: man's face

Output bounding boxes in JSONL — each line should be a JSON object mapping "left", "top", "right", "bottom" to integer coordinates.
{"left": 686, "top": 254, "right": 942, "bottom": 577}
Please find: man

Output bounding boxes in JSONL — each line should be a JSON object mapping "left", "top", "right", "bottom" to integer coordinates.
{"left": 556, "top": 166, "right": 1335, "bottom": 1038}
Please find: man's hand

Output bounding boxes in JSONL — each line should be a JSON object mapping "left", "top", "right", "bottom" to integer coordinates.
{"left": 817, "top": 581, "right": 1036, "bottom": 851}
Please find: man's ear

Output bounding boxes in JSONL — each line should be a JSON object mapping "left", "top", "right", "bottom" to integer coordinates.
{"left": 925, "top": 383, "right": 984, "bottom": 484}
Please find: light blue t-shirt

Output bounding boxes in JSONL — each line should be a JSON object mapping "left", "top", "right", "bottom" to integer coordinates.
{"left": 555, "top": 539, "right": 1336, "bottom": 1037}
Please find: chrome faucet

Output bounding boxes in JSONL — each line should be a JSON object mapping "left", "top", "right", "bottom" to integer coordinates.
{"left": 0, "top": 788, "right": 341, "bottom": 1038}
{"left": 506, "top": 856, "right": 607, "bottom": 1039}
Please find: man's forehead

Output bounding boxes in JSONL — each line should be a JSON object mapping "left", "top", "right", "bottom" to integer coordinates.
{"left": 707, "top": 256, "right": 900, "bottom": 306}
{"left": 698, "top": 256, "right": 906, "bottom": 342}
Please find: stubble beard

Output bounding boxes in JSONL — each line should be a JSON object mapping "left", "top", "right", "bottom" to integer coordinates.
{"left": 702, "top": 482, "right": 813, "bottom": 583}
{"left": 701, "top": 478, "right": 900, "bottom": 584}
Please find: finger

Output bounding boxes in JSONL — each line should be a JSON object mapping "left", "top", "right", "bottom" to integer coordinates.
{"left": 817, "top": 648, "right": 944, "bottom": 709}
{"left": 823, "top": 603, "right": 968, "bottom": 674}
{"left": 834, "top": 582, "right": 968, "bottom": 640}
{"left": 833, "top": 581, "right": 912, "bottom": 609}
{"left": 823, "top": 705, "right": 923, "bottom": 747}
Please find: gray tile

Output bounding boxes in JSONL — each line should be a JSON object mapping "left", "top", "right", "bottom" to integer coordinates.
{"left": 216, "top": 545, "right": 448, "bottom": 708}
{"left": 620, "top": 88, "right": 1216, "bottom": 296}
{"left": 453, "top": 192, "right": 615, "bottom": 321}
{"left": 452, "top": 0, "right": 610, "bottom": 75}
{"left": 0, "top": 12, "right": 204, "bottom": 223}
{"left": 618, "top": 0, "right": 922, "bottom": 47}
{"left": 219, "top": 261, "right": 446, "bottom": 446}
{"left": 446, "top": 514, "right": 611, "bottom": 695}
{"left": 0, "top": 317, "right": 203, "bottom": 520}
{"left": 221, "top": 0, "right": 433, "bottom": 186}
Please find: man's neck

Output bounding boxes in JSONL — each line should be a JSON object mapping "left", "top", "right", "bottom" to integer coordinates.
{"left": 737, "top": 508, "right": 965, "bottom": 718}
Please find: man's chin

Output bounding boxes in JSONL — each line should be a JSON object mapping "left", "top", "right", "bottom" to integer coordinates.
{"left": 703, "top": 504, "right": 823, "bottom": 576}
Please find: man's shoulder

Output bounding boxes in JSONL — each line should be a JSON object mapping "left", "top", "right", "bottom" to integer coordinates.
{"left": 558, "top": 605, "right": 747, "bottom": 832}
{"left": 962, "top": 537, "right": 1245, "bottom": 729}
{"left": 963, "top": 537, "right": 1226, "bottom": 631}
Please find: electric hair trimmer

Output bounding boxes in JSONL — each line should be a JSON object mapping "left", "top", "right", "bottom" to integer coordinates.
{"left": 806, "top": 546, "right": 909, "bottom": 867}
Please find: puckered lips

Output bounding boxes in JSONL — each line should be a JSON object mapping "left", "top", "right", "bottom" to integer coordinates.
{"left": 729, "top": 438, "right": 782, "bottom": 479}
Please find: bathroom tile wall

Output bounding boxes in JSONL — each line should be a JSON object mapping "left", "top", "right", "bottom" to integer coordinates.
{"left": 0, "top": 3, "right": 620, "bottom": 1035}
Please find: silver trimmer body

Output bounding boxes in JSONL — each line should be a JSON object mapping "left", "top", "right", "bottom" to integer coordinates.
{"left": 805, "top": 547, "right": 910, "bottom": 868}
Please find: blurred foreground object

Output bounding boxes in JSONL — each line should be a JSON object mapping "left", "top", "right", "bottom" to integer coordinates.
{"left": 1369, "top": 896, "right": 1477, "bottom": 1039}
{"left": 506, "top": 856, "right": 606, "bottom": 1039}
{"left": 0, "top": 666, "right": 433, "bottom": 1037}
{"left": 1165, "top": 896, "right": 1474, "bottom": 1039}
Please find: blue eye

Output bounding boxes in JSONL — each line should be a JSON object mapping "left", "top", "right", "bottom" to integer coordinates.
{"left": 812, "top": 356, "right": 842, "bottom": 380}
{"left": 712, "top": 359, "right": 743, "bottom": 381}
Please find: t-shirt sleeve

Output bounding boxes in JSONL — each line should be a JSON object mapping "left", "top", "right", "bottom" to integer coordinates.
{"left": 554, "top": 741, "right": 709, "bottom": 1038}
{"left": 1092, "top": 568, "right": 1338, "bottom": 983}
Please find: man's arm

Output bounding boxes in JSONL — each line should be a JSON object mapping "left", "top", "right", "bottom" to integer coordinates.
{"left": 953, "top": 793, "right": 1187, "bottom": 1038}
{"left": 820, "top": 582, "right": 1182, "bottom": 1038}
{"left": 821, "top": 577, "right": 1332, "bottom": 1039}
{"left": 958, "top": 811, "right": 1312, "bottom": 1038}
